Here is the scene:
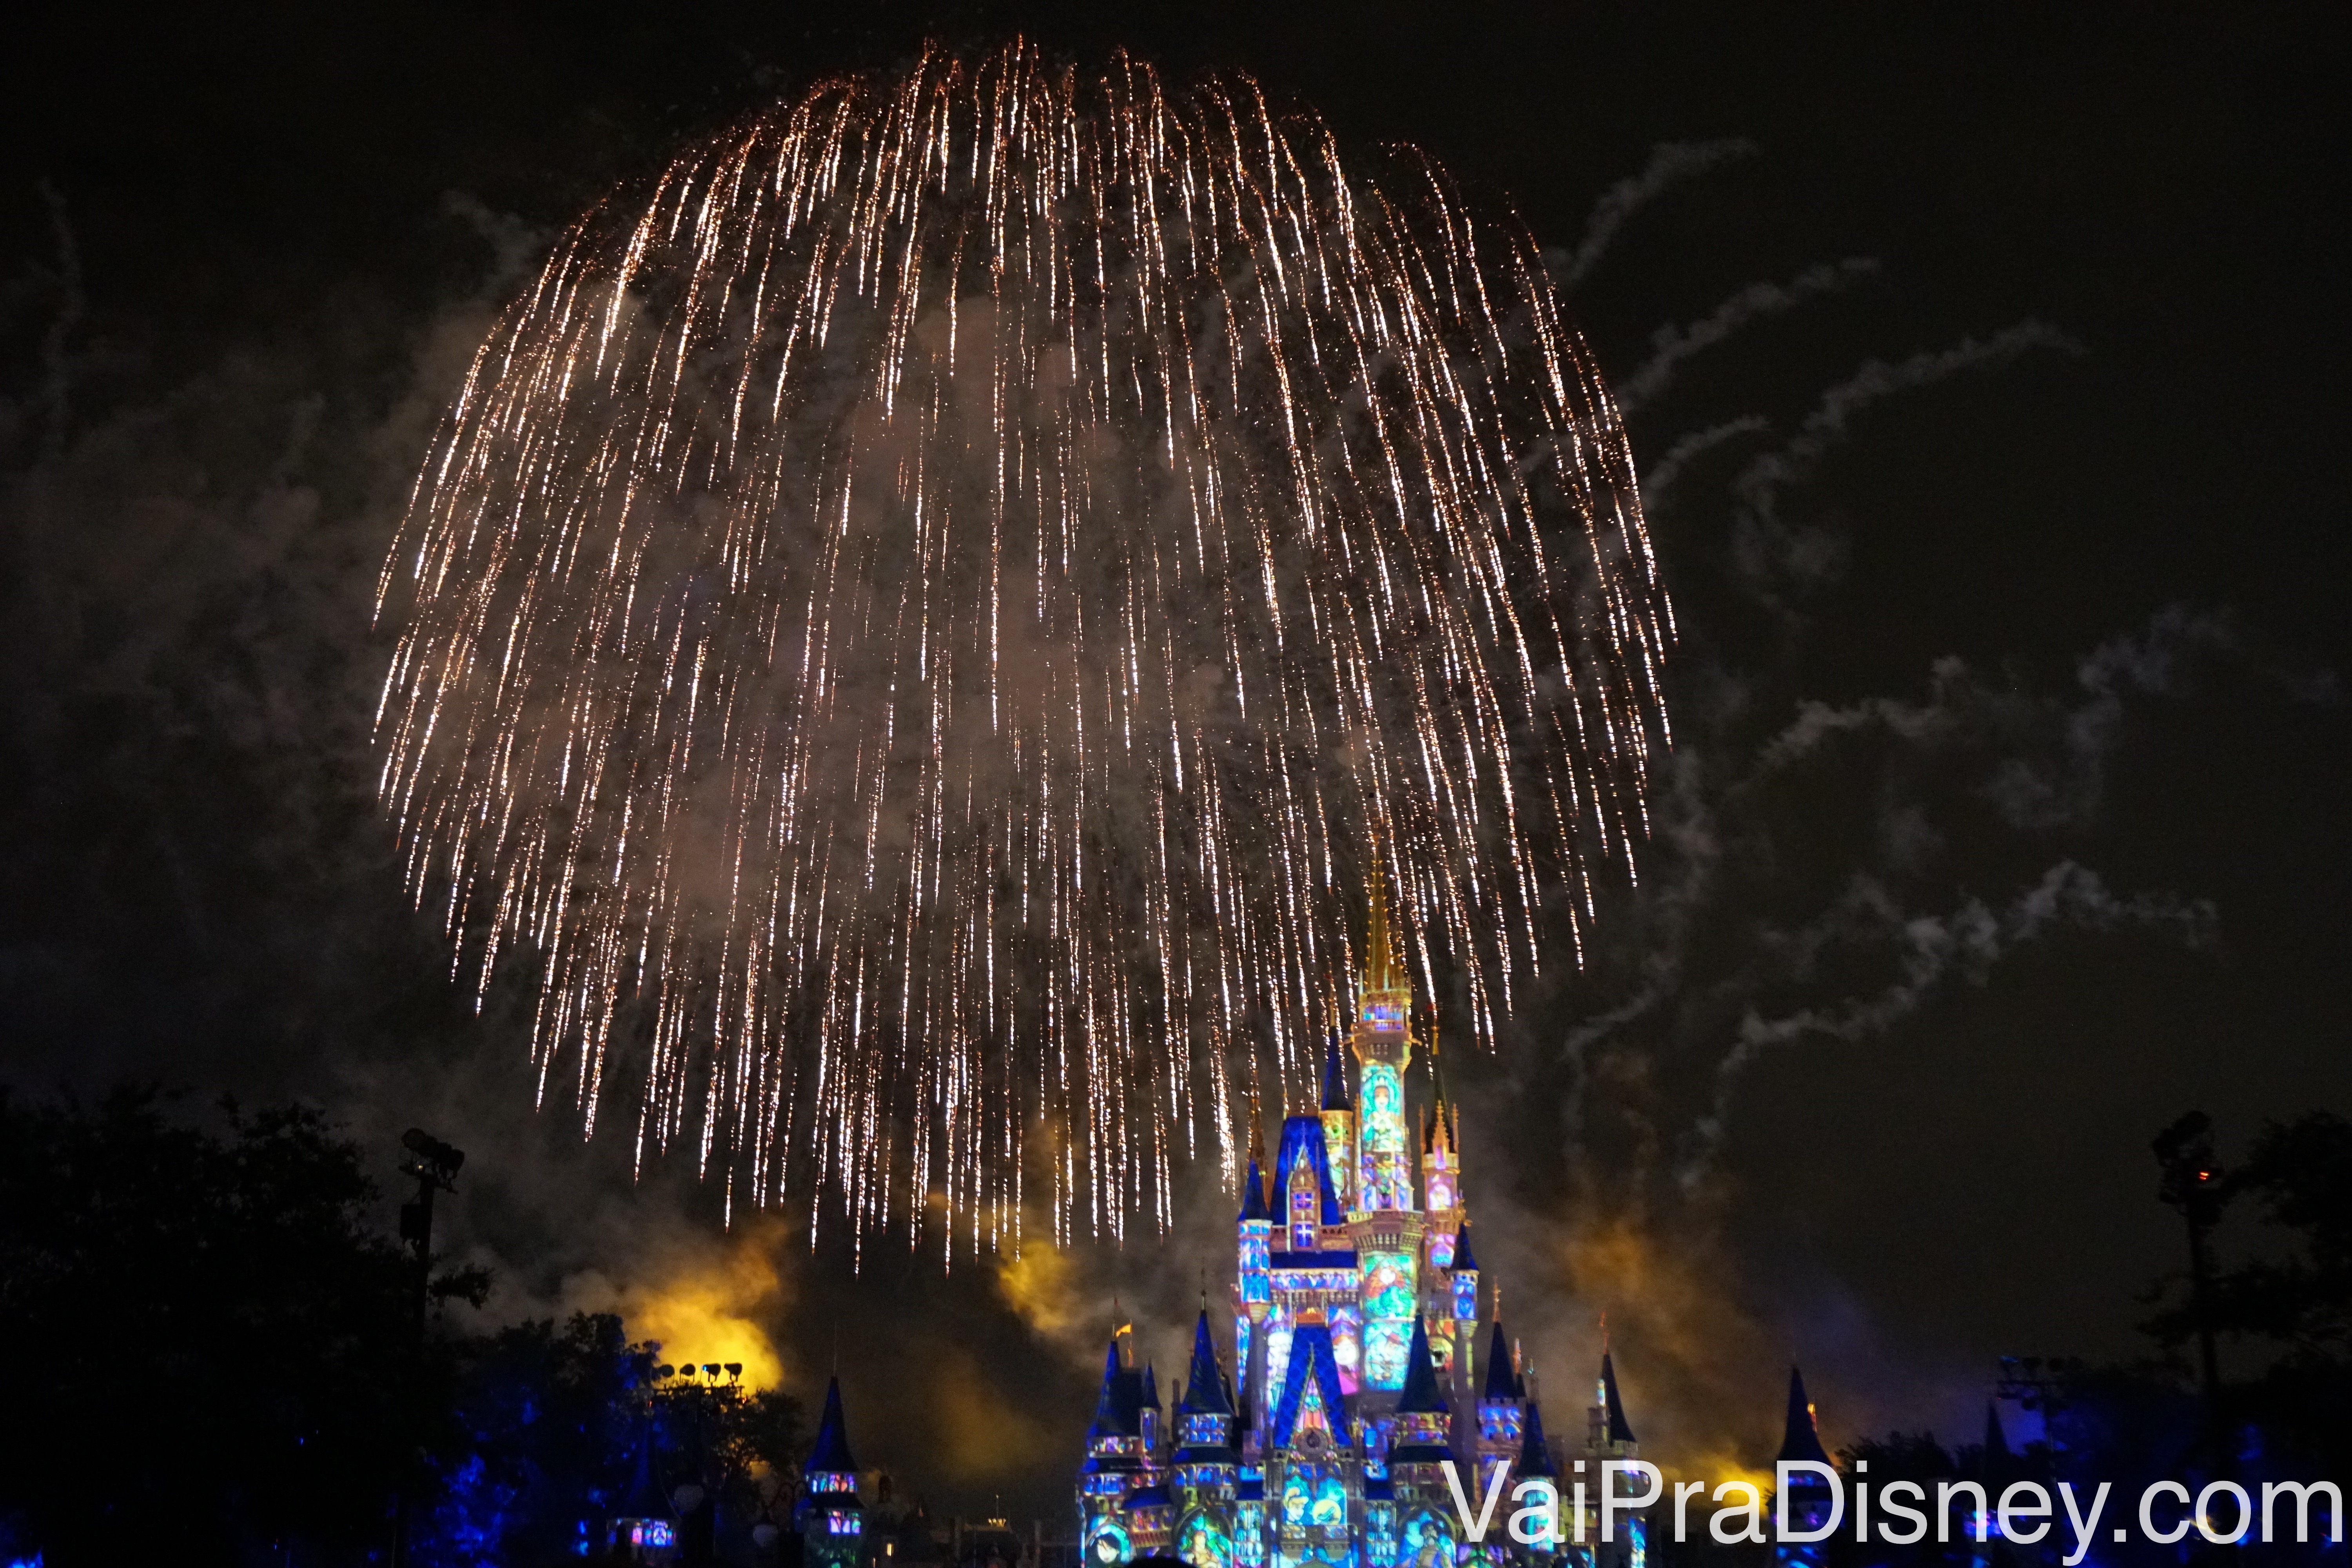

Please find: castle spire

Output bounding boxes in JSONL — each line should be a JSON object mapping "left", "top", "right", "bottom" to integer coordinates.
{"left": 1239, "top": 1101, "right": 1272, "bottom": 1222}
{"left": 1600, "top": 1351, "right": 1637, "bottom": 1444}
{"left": 1481, "top": 1318, "right": 1517, "bottom": 1401}
{"left": 1452, "top": 1216, "right": 1481, "bottom": 1273}
{"left": 1517, "top": 1398, "right": 1557, "bottom": 1478}
{"left": 1397, "top": 1313, "right": 1449, "bottom": 1415}
{"left": 808, "top": 1375, "right": 860, "bottom": 1473}
{"left": 1776, "top": 1366, "right": 1831, "bottom": 1466}
{"left": 1364, "top": 854, "right": 1407, "bottom": 998}
{"left": 1320, "top": 1034, "right": 1353, "bottom": 1112}
{"left": 1086, "top": 1340, "right": 1131, "bottom": 1443}
{"left": 1177, "top": 1307, "right": 1234, "bottom": 1417}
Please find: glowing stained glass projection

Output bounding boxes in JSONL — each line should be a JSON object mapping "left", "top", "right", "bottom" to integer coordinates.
{"left": 1359, "top": 1067, "right": 1405, "bottom": 1149}
{"left": 1362, "top": 1318, "right": 1411, "bottom": 1390}
{"left": 1181, "top": 1514, "right": 1235, "bottom": 1568}
{"left": 1361, "top": 1252, "right": 1416, "bottom": 1321}
{"left": 1330, "top": 1305, "right": 1364, "bottom": 1394}
{"left": 1312, "top": 1477, "right": 1349, "bottom": 1535}
{"left": 1236, "top": 1503, "right": 1267, "bottom": 1568}
{"left": 1401, "top": 1512, "right": 1454, "bottom": 1568}
{"left": 1241, "top": 1234, "right": 1272, "bottom": 1303}
{"left": 1089, "top": 1521, "right": 1134, "bottom": 1567}
{"left": 1264, "top": 1320, "right": 1295, "bottom": 1407}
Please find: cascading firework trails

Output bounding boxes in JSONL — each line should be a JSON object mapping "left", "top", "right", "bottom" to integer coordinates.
{"left": 375, "top": 44, "right": 1672, "bottom": 1258}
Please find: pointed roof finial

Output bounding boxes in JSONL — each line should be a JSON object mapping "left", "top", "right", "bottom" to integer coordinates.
{"left": 1364, "top": 849, "right": 1406, "bottom": 997}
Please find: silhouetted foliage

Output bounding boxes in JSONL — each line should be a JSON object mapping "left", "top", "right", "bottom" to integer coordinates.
{"left": 418, "top": 1312, "right": 651, "bottom": 1565}
{"left": 0, "top": 1089, "right": 812, "bottom": 1567}
{"left": 2143, "top": 1109, "right": 2352, "bottom": 1475}
{"left": 0, "top": 1085, "right": 468, "bottom": 1564}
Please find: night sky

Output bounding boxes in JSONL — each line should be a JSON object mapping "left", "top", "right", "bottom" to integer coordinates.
{"left": 4, "top": 0, "right": 2347, "bottom": 1526}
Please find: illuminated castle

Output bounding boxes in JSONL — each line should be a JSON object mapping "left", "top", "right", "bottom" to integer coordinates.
{"left": 1076, "top": 878, "right": 1647, "bottom": 1568}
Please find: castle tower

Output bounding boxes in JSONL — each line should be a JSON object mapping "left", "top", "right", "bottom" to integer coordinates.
{"left": 1350, "top": 864, "right": 1426, "bottom": 1395}
{"left": 1418, "top": 1055, "right": 1464, "bottom": 1377}
{"left": 1472, "top": 1318, "right": 1524, "bottom": 1499}
{"left": 1269, "top": 1112, "right": 1358, "bottom": 1398}
{"left": 1079, "top": 1338, "right": 1149, "bottom": 1566}
{"left": 1171, "top": 1309, "right": 1242, "bottom": 1568}
{"left": 1319, "top": 1038, "right": 1356, "bottom": 1213}
{"left": 1772, "top": 1367, "right": 1836, "bottom": 1568}
{"left": 1585, "top": 1349, "right": 1645, "bottom": 1568}
{"left": 1421, "top": 1067, "right": 1462, "bottom": 1265}
{"left": 797, "top": 1377, "right": 865, "bottom": 1568}
{"left": 1352, "top": 866, "right": 1415, "bottom": 1214}
{"left": 1448, "top": 1220, "right": 1482, "bottom": 1398}
{"left": 1236, "top": 1113, "right": 1274, "bottom": 1388}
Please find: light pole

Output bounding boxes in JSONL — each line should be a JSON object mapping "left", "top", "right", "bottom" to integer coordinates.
{"left": 398, "top": 1128, "right": 466, "bottom": 1334}
{"left": 393, "top": 1127, "right": 465, "bottom": 1568}
{"left": 2152, "top": 1112, "right": 2226, "bottom": 1456}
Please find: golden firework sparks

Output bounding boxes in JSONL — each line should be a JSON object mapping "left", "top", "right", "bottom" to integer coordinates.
{"left": 374, "top": 43, "right": 1673, "bottom": 1261}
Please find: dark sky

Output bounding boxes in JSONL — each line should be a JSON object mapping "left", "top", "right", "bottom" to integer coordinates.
{"left": 4, "top": 0, "right": 2348, "bottom": 1524}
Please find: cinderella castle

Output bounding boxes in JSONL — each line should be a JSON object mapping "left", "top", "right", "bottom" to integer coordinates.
{"left": 1073, "top": 878, "right": 1666, "bottom": 1568}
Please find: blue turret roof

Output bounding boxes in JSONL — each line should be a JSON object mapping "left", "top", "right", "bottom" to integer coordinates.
{"left": 1238, "top": 1152, "right": 1271, "bottom": 1222}
{"left": 1274, "top": 1115, "right": 1345, "bottom": 1228}
{"left": 1321, "top": 1036, "right": 1353, "bottom": 1112}
{"left": 1086, "top": 1340, "right": 1145, "bottom": 1446}
{"left": 1452, "top": 1218, "right": 1480, "bottom": 1274}
{"left": 1482, "top": 1321, "right": 1517, "bottom": 1401}
{"left": 807, "top": 1376, "right": 859, "bottom": 1475}
{"left": 1517, "top": 1399, "right": 1556, "bottom": 1478}
{"left": 1776, "top": 1366, "right": 1831, "bottom": 1467}
{"left": 1240, "top": 1111, "right": 1273, "bottom": 1223}
{"left": 1601, "top": 1352, "right": 1637, "bottom": 1445}
{"left": 1177, "top": 1310, "right": 1234, "bottom": 1417}
{"left": 1397, "top": 1314, "right": 1448, "bottom": 1415}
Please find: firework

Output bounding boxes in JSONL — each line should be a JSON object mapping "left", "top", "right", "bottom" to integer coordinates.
{"left": 374, "top": 44, "right": 1671, "bottom": 1257}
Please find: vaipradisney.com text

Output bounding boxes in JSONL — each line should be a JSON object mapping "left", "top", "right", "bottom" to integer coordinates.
{"left": 1438, "top": 1459, "right": 2343, "bottom": 1561}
